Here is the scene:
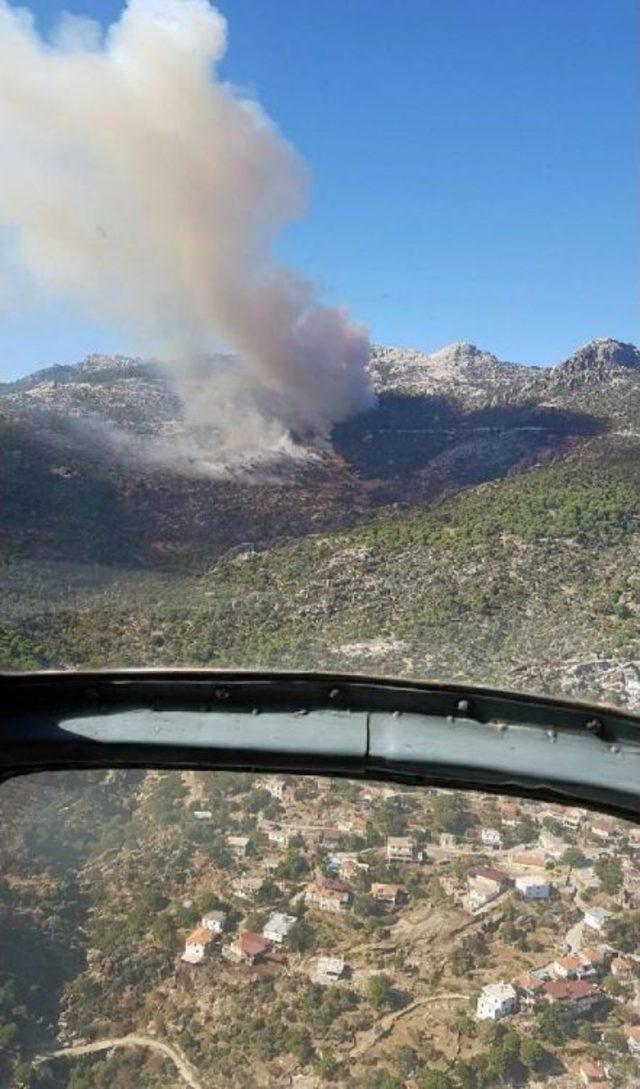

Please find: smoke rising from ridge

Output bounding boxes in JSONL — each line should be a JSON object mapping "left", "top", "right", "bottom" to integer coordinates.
{"left": 0, "top": 0, "right": 372, "bottom": 451}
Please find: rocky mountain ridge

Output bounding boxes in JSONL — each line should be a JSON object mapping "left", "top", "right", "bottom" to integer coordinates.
{"left": 2, "top": 334, "right": 640, "bottom": 709}
{"left": 4, "top": 337, "right": 639, "bottom": 430}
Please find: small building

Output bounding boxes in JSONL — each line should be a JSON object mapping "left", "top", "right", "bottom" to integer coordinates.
{"left": 476, "top": 982, "right": 518, "bottom": 1021}
{"left": 386, "top": 836, "right": 422, "bottom": 863}
{"left": 439, "top": 832, "right": 457, "bottom": 849}
{"left": 193, "top": 810, "right": 213, "bottom": 820}
{"left": 512, "top": 971, "right": 545, "bottom": 1007}
{"left": 472, "top": 866, "right": 510, "bottom": 891}
{"left": 225, "top": 931, "right": 271, "bottom": 966}
{"left": 227, "top": 834, "right": 250, "bottom": 858}
{"left": 314, "top": 956, "right": 346, "bottom": 985}
{"left": 625, "top": 1025, "right": 640, "bottom": 1055}
{"left": 201, "top": 909, "right": 226, "bottom": 934}
{"left": 551, "top": 955, "right": 583, "bottom": 980}
{"left": 579, "top": 947, "right": 608, "bottom": 974}
{"left": 590, "top": 817, "right": 617, "bottom": 841}
{"left": 481, "top": 828, "right": 503, "bottom": 850}
{"left": 337, "top": 856, "right": 368, "bottom": 881}
{"left": 468, "top": 866, "right": 511, "bottom": 909}
{"left": 543, "top": 979, "right": 602, "bottom": 1013}
{"left": 560, "top": 807, "right": 585, "bottom": 830}
{"left": 515, "top": 874, "right": 550, "bottom": 900}
{"left": 370, "top": 883, "right": 402, "bottom": 910}
{"left": 583, "top": 906, "right": 612, "bottom": 932}
{"left": 266, "top": 827, "right": 291, "bottom": 847}
{"left": 262, "top": 912, "right": 296, "bottom": 944}
{"left": 182, "top": 927, "right": 214, "bottom": 965}
{"left": 306, "top": 877, "right": 350, "bottom": 913}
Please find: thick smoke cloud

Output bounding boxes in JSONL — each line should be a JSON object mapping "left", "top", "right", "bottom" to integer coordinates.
{"left": 0, "top": 0, "right": 372, "bottom": 452}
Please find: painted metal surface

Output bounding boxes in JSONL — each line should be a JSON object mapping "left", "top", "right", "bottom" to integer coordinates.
{"left": 1, "top": 670, "right": 639, "bottom": 822}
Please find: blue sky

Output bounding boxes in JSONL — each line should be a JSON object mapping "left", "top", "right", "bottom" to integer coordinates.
{"left": 1, "top": 0, "right": 637, "bottom": 380}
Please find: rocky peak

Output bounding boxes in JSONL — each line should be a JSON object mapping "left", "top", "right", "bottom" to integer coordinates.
{"left": 426, "top": 341, "right": 502, "bottom": 377}
{"left": 555, "top": 338, "right": 640, "bottom": 378}
{"left": 11, "top": 354, "right": 160, "bottom": 393}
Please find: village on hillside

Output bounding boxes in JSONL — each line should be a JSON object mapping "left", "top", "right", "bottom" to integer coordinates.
{"left": 5, "top": 768, "right": 638, "bottom": 1089}
{"left": 52, "top": 769, "right": 640, "bottom": 1089}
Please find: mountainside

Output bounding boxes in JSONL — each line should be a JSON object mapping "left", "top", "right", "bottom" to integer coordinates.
{"left": 2, "top": 336, "right": 640, "bottom": 706}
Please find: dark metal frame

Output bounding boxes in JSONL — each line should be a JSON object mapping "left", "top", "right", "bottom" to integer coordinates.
{"left": 2, "top": 670, "right": 640, "bottom": 824}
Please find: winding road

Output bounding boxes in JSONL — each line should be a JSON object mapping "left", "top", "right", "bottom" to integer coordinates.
{"left": 38, "top": 1033, "right": 204, "bottom": 1089}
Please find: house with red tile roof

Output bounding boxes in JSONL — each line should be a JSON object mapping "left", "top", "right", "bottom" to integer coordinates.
{"left": 543, "top": 979, "right": 602, "bottom": 1013}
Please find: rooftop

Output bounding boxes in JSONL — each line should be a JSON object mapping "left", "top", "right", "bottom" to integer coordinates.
{"left": 474, "top": 866, "right": 510, "bottom": 884}
{"left": 238, "top": 932, "right": 270, "bottom": 958}
{"left": 186, "top": 928, "right": 214, "bottom": 946}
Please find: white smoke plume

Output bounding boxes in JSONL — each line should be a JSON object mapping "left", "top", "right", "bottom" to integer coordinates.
{"left": 0, "top": 0, "right": 372, "bottom": 453}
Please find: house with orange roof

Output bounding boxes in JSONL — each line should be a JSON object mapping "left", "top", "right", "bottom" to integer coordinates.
{"left": 182, "top": 927, "right": 214, "bottom": 965}
{"left": 370, "top": 882, "right": 403, "bottom": 909}
{"left": 551, "top": 954, "right": 583, "bottom": 980}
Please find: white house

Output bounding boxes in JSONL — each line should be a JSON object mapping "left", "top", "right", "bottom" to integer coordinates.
{"left": 481, "top": 828, "right": 503, "bottom": 850}
{"left": 476, "top": 982, "right": 518, "bottom": 1021}
{"left": 182, "top": 927, "right": 214, "bottom": 965}
{"left": 201, "top": 909, "right": 226, "bottom": 934}
{"left": 551, "top": 955, "right": 583, "bottom": 980}
{"left": 262, "top": 912, "right": 296, "bottom": 944}
{"left": 266, "top": 827, "right": 291, "bottom": 847}
{"left": 515, "top": 875, "right": 551, "bottom": 900}
{"left": 583, "top": 906, "right": 612, "bottom": 932}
